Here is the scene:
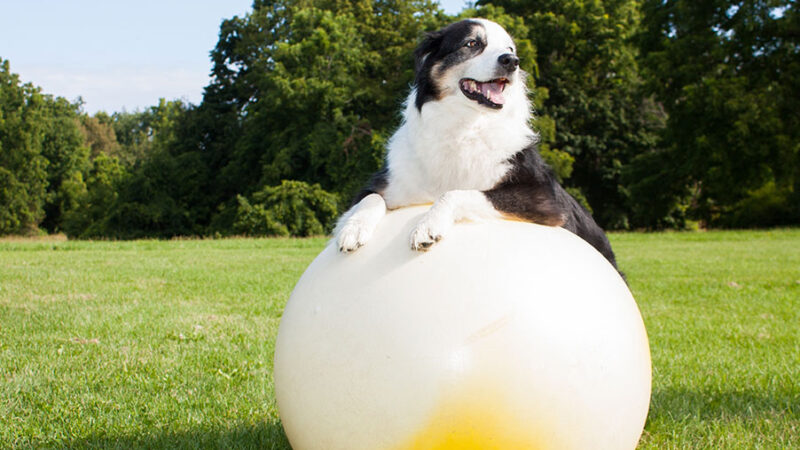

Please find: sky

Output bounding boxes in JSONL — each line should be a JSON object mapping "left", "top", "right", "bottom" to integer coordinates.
{"left": 0, "top": 0, "right": 469, "bottom": 114}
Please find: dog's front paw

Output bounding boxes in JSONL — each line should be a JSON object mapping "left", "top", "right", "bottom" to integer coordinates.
{"left": 336, "top": 220, "right": 373, "bottom": 253}
{"left": 409, "top": 215, "right": 450, "bottom": 252}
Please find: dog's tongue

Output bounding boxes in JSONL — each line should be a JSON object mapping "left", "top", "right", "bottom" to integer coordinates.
{"left": 480, "top": 81, "right": 506, "bottom": 105}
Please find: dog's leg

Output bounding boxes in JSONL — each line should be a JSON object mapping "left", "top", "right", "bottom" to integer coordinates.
{"left": 335, "top": 193, "right": 387, "bottom": 253}
{"left": 410, "top": 190, "right": 500, "bottom": 251}
{"left": 483, "top": 183, "right": 567, "bottom": 227}
{"left": 410, "top": 185, "right": 569, "bottom": 251}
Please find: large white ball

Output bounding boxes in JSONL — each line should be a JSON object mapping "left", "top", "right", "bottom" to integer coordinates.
{"left": 274, "top": 206, "right": 651, "bottom": 450}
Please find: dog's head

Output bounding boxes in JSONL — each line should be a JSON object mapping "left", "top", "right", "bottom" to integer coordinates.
{"left": 413, "top": 19, "right": 523, "bottom": 112}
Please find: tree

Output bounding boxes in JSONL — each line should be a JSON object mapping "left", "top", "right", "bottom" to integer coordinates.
{"left": 205, "top": 0, "right": 447, "bottom": 211}
{"left": 62, "top": 153, "right": 126, "bottom": 237}
{"left": 80, "top": 112, "right": 121, "bottom": 159}
{"left": 38, "top": 96, "right": 91, "bottom": 232}
{"left": 94, "top": 100, "right": 205, "bottom": 238}
{"left": 0, "top": 59, "right": 52, "bottom": 234}
{"left": 0, "top": 59, "right": 115, "bottom": 235}
{"left": 233, "top": 180, "right": 339, "bottom": 236}
{"left": 635, "top": 0, "right": 799, "bottom": 227}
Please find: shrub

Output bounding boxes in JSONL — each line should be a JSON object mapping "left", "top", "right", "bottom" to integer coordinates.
{"left": 718, "top": 181, "right": 799, "bottom": 228}
{"left": 233, "top": 180, "right": 339, "bottom": 237}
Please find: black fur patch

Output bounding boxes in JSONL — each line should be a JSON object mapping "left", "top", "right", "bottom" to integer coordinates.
{"left": 414, "top": 20, "right": 485, "bottom": 110}
{"left": 350, "top": 167, "right": 389, "bottom": 207}
{"left": 486, "top": 143, "right": 621, "bottom": 269}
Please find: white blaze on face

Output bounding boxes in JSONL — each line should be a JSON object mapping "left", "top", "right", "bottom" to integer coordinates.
{"left": 462, "top": 19, "right": 518, "bottom": 85}
{"left": 433, "top": 18, "right": 522, "bottom": 110}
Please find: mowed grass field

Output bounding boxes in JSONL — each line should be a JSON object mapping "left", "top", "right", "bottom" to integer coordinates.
{"left": 1, "top": 230, "right": 798, "bottom": 448}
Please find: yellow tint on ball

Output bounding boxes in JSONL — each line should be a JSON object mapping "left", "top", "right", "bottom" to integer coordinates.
{"left": 274, "top": 206, "right": 651, "bottom": 450}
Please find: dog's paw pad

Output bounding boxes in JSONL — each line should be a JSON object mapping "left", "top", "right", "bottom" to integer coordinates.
{"left": 409, "top": 221, "right": 445, "bottom": 252}
{"left": 338, "top": 243, "right": 362, "bottom": 253}
{"left": 337, "top": 221, "right": 372, "bottom": 253}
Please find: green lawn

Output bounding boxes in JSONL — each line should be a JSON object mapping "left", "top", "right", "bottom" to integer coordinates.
{"left": 1, "top": 230, "right": 798, "bottom": 448}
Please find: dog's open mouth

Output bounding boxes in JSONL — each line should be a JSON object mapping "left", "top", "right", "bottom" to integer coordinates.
{"left": 459, "top": 78, "right": 509, "bottom": 109}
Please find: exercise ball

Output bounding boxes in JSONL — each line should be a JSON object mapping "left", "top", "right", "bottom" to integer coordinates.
{"left": 274, "top": 205, "right": 651, "bottom": 450}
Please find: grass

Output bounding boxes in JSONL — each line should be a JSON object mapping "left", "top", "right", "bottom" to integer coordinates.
{"left": 0, "top": 238, "right": 324, "bottom": 449}
{"left": 614, "top": 229, "right": 800, "bottom": 448}
{"left": 1, "top": 230, "right": 798, "bottom": 448}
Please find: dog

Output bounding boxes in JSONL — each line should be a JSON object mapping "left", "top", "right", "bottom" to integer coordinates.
{"left": 334, "top": 18, "right": 620, "bottom": 270}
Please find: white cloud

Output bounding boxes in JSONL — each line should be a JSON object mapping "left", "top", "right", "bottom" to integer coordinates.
{"left": 438, "top": 0, "right": 470, "bottom": 14}
{"left": 15, "top": 65, "right": 210, "bottom": 114}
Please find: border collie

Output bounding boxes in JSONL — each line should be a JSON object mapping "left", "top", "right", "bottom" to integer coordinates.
{"left": 334, "top": 18, "right": 619, "bottom": 270}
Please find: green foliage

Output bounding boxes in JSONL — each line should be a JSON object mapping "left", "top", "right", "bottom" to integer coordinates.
{"left": 85, "top": 100, "right": 213, "bottom": 239}
{"left": 720, "top": 181, "right": 798, "bottom": 229}
{"left": 0, "top": 167, "right": 43, "bottom": 235}
{"left": 233, "top": 196, "right": 290, "bottom": 237}
{"left": 0, "top": 58, "right": 94, "bottom": 235}
{"left": 635, "top": 0, "right": 799, "bottom": 228}
{"left": 62, "top": 153, "right": 126, "bottom": 237}
{"left": 0, "top": 59, "right": 48, "bottom": 234}
{"left": 101, "top": 154, "right": 195, "bottom": 239}
{"left": 623, "top": 147, "right": 691, "bottom": 229}
{"left": 233, "top": 180, "right": 339, "bottom": 237}
{"left": 539, "top": 145, "right": 575, "bottom": 183}
{"left": 207, "top": 0, "right": 446, "bottom": 203}
{"left": 2, "top": 1, "right": 799, "bottom": 236}
{"left": 38, "top": 97, "right": 91, "bottom": 233}
{"left": 79, "top": 112, "right": 121, "bottom": 158}
{"left": 110, "top": 99, "right": 188, "bottom": 168}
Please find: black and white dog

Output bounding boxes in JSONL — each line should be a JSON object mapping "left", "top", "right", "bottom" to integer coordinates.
{"left": 335, "top": 18, "right": 619, "bottom": 269}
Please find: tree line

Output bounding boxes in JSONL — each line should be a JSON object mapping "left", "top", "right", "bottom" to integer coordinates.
{"left": 1, "top": 0, "right": 797, "bottom": 238}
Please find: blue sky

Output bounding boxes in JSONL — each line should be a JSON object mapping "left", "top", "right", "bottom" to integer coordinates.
{"left": 0, "top": 0, "right": 469, "bottom": 114}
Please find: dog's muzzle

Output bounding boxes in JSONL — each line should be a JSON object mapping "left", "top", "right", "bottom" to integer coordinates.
{"left": 460, "top": 78, "right": 509, "bottom": 109}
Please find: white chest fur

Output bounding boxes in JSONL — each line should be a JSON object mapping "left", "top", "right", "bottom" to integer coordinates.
{"left": 382, "top": 90, "right": 536, "bottom": 209}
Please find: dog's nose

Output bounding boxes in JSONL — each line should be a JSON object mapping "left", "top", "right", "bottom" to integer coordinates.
{"left": 498, "top": 53, "right": 520, "bottom": 72}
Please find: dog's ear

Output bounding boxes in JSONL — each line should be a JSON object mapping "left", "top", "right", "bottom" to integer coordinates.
{"left": 414, "top": 30, "right": 444, "bottom": 73}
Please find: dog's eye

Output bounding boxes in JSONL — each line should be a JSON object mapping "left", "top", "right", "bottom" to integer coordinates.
{"left": 465, "top": 39, "right": 478, "bottom": 48}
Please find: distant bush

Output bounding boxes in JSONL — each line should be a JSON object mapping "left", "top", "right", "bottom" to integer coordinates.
{"left": 233, "top": 180, "right": 339, "bottom": 237}
{"left": 233, "top": 196, "right": 290, "bottom": 237}
{"left": 62, "top": 154, "right": 126, "bottom": 238}
{"left": 716, "top": 182, "right": 799, "bottom": 228}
